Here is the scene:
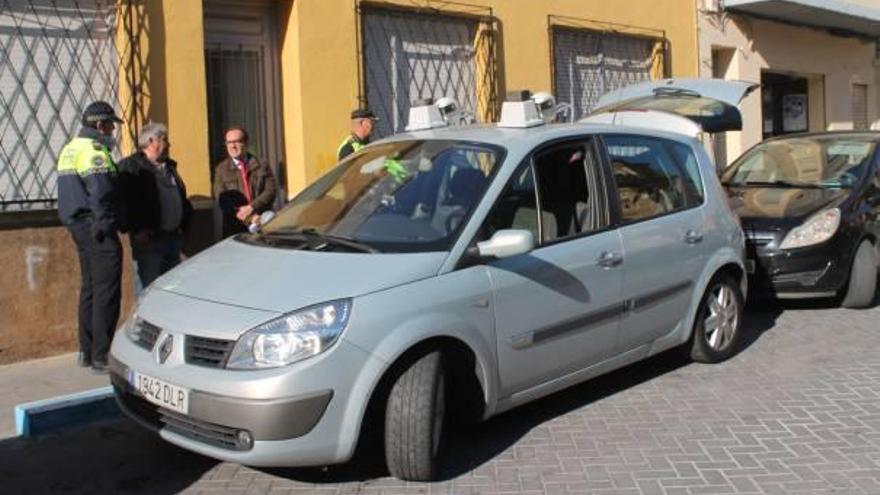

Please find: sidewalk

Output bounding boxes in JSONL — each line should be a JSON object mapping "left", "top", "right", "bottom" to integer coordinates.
{"left": 0, "top": 353, "right": 111, "bottom": 438}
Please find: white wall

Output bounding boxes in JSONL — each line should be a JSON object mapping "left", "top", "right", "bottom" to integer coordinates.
{"left": 698, "top": 11, "right": 879, "bottom": 163}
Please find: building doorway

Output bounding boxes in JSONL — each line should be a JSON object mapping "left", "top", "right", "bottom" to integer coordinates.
{"left": 761, "top": 72, "right": 809, "bottom": 139}
{"left": 204, "top": 0, "right": 285, "bottom": 200}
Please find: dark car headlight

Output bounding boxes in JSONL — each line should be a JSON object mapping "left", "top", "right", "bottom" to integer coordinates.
{"left": 779, "top": 208, "right": 840, "bottom": 249}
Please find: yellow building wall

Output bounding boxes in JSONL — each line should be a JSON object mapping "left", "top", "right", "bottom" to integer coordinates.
{"left": 127, "top": 0, "right": 697, "bottom": 199}
{"left": 282, "top": 0, "right": 699, "bottom": 194}
{"left": 117, "top": 0, "right": 212, "bottom": 198}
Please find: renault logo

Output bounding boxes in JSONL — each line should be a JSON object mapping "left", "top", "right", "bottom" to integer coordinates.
{"left": 157, "top": 334, "right": 173, "bottom": 364}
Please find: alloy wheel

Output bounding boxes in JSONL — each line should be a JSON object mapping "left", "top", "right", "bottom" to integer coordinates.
{"left": 703, "top": 284, "right": 739, "bottom": 351}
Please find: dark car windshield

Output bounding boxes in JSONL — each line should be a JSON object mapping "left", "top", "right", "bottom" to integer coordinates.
{"left": 723, "top": 136, "right": 877, "bottom": 188}
{"left": 257, "top": 140, "right": 503, "bottom": 253}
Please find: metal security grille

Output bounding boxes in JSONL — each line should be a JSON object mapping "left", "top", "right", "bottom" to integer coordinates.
{"left": 205, "top": 49, "right": 267, "bottom": 168}
{"left": 358, "top": 5, "right": 497, "bottom": 138}
{"left": 0, "top": 0, "right": 125, "bottom": 211}
{"left": 551, "top": 20, "right": 665, "bottom": 120}
{"left": 852, "top": 83, "right": 868, "bottom": 130}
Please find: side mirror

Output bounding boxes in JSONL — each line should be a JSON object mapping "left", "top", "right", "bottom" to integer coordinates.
{"left": 475, "top": 229, "right": 535, "bottom": 259}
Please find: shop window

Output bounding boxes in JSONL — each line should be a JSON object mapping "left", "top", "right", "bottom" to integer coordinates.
{"left": 761, "top": 72, "right": 809, "bottom": 139}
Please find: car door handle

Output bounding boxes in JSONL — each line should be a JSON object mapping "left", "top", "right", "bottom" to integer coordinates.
{"left": 685, "top": 230, "right": 703, "bottom": 245}
{"left": 597, "top": 251, "right": 623, "bottom": 268}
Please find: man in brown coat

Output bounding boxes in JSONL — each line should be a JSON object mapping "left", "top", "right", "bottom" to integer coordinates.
{"left": 213, "top": 126, "right": 278, "bottom": 238}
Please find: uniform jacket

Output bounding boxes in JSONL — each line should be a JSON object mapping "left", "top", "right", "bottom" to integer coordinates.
{"left": 337, "top": 134, "right": 370, "bottom": 161}
{"left": 118, "top": 151, "right": 193, "bottom": 235}
{"left": 56, "top": 127, "right": 119, "bottom": 237}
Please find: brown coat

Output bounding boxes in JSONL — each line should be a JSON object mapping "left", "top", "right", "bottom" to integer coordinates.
{"left": 212, "top": 153, "right": 277, "bottom": 237}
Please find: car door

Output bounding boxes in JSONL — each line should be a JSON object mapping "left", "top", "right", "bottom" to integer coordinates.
{"left": 480, "top": 137, "right": 625, "bottom": 397}
{"left": 600, "top": 134, "right": 709, "bottom": 352}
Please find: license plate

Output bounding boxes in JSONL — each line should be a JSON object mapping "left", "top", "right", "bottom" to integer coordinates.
{"left": 746, "top": 259, "right": 756, "bottom": 274}
{"left": 128, "top": 371, "right": 189, "bottom": 414}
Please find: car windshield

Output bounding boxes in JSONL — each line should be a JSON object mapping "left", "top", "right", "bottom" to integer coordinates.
{"left": 722, "top": 136, "right": 877, "bottom": 188}
{"left": 257, "top": 139, "right": 503, "bottom": 253}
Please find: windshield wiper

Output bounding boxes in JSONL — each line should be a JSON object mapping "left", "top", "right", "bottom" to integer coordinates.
{"left": 723, "top": 180, "right": 824, "bottom": 188}
{"left": 262, "top": 228, "right": 379, "bottom": 253}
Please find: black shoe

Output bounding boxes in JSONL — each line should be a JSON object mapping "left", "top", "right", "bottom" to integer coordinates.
{"left": 77, "top": 352, "right": 92, "bottom": 368}
{"left": 91, "top": 360, "right": 109, "bottom": 374}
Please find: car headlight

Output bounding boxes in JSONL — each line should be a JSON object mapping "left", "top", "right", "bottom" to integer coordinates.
{"left": 226, "top": 299, "right": 351, "bottom": 370}
{"left": 779, "top": 208, "right": 840, "bottom": 249}
{"left": 122, "top": 285, "right": 153, "bottom": 342}
{"left": 124, "top": 314, "right": 144, "bottom": 342}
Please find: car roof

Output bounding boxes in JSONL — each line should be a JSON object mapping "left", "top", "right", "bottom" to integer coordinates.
{"left": 375, "top": 122, "right": 701, "bottom": 153}
{"left": 761, "top": 130, "right": 880, "bottom": 143}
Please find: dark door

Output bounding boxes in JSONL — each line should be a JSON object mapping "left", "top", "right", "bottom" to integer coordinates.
{"left": 204, "top": 0, "right": 285, "bottom": 200}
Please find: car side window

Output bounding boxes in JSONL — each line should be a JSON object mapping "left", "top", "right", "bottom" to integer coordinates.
{"left": 484, "top": 163, "right": 541, "bottom": 242}
{"left": 483, "top": 139, "right": 604, "bottom": 244}
{"left": 533, "top": 141, "right": 604, "bottom": 242}
{"left": 604, "top": 135, "right": 701, "bottom": 224}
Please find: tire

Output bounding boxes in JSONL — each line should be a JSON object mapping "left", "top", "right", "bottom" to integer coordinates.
{"left": 690, "top": 275, "right": 744, "bottom": 363}
{"left": 841, "top": 240, "right": 878, "bottom": 309}
{"left": 384, "top": 350, "right": 446, "bottom": 481}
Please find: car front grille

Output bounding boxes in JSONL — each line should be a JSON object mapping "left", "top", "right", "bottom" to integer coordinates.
{"left": 133, "top": 320, "right": 162, "bottom": 350}
{"left": 746, "top": 231, "right": 777, "bottom": 248}
{"left": 185, "top": 336, "right": 234, "bottom": 368}
{"left": 114, "top": 382, "right": 251, "bottom": 451}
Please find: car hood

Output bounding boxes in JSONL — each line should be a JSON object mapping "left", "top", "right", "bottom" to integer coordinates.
{"left": 726, "top": 186, "right": 849, "bottom": 224}
{"left": 153, "top": 238, "right": 447, "bottom": 313}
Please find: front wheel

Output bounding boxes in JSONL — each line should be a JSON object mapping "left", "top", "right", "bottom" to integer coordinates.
{"left": 690, "top": 275, "right": 744, "bottom": 363}
{"left": 840, "top": 240, "right": 878, "bottom": 309}
{"left": 384, "top": 350, "right": 446, "bottom": 481}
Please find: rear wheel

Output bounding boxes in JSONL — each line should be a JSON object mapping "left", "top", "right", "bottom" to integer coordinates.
{"left": 384, "top": 350, "right": 446, "bottom": 481}
{"left": 690, "top": 275, "right": 744, "bottom": 363}
{"left": 841, "top": 240, "right": 878, "bottom": 309}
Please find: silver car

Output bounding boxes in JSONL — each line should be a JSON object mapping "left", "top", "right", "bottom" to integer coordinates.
{"left": 110, "top": 88, "right": 747, "bottom": 481}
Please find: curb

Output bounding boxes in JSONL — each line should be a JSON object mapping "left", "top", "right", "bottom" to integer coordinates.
{"left": 14, "top": 386, "right": 121, "bottom": 437}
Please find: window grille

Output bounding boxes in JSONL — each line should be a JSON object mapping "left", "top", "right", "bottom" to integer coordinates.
{"left": 0, "top": 0, "right": 139, "bottom": 211}
{"left": 357, "top": 4, "right": 498, "bottom": 138}
{"left": 550, "top": 17, "right": 666, "bottom": 120}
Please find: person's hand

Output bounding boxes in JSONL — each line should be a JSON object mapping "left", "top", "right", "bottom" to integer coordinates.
{"left": 133, "top": 229, "right": 153, "bottom": 245}
{"left": 249, "top": 213, "right": 262, "bottom": 226}
{"left": 236, "top": 205, "right": 254, "bottom": 222}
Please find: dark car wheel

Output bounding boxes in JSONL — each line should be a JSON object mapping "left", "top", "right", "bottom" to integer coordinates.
{"left": 841, "top": 240, "right": 878, "bottom": 309}
{"left": 690, "top": 275, "right": 744, "bottom": 363}
{"left": 384, "top": 350, "right": 446, "bottom": 481}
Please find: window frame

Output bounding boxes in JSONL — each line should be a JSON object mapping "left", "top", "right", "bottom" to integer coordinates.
{"left": 475, "top": 135, "right": 615, "bottom": 252}
{"left": 598, "top": 134, "right": 706, "bottom": 227}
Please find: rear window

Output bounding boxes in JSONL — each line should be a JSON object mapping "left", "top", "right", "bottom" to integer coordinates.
{"left": 605, "top": 135, "right": 704, "bottom": 224}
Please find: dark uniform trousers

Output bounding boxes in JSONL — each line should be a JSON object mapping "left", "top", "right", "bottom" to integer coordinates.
{"left": 68, "top": 221, "right": 122, "bottom": 362}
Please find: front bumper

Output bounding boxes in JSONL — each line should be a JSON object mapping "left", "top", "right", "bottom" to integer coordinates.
{"left": 109, "top": 328, "right": 385, "bottom": 467}
{"left": 110, "top": 358, "right": 333, "bottom": 449}
{"left": 747, "top": 232, "right": 855, "bottom": 297}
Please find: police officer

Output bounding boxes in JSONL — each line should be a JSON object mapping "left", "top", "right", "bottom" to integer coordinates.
{"left": 337, "top": 108, "right": 377, "bottom": 161}
{"left": 57, "top": 101, "right": 123, "bottom": 373}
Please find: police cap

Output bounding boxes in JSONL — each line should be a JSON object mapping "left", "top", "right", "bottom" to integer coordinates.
{"left": 350, "top": 108, "right": 377, "bottom": 120}
{"left": 82, "top": 101, "right": 123, "bottom": 125}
